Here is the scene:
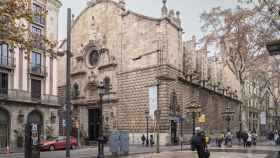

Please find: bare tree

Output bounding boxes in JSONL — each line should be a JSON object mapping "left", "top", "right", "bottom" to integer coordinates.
{"left": 0, "top": 0, "right": 56, "bottom": 54}
{"left": 200, "top": 1, "right": 280, "bottom": 129}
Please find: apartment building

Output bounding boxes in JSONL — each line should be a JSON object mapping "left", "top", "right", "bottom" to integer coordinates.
{"left": 0, "top": 0, "right": 62, "bottom": 149}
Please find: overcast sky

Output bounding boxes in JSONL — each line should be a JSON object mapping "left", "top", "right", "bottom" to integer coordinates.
{"left": 58, "top": 0, "right": 237, "bottom": 41}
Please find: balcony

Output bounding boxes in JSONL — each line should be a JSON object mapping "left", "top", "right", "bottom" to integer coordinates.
{"left": 33, "top": 13, "right": 46, "bottom": 27}
{"left": 30, "top": 33, "right": 46, "bottom": 50}
{"left": 29, "top": 64, "right": 46, "bottom": 77}
{"left": 0, "top": 56, "right": 15, "bottom": 69}
{"left": 0, "top": 89, "right": 60, "bottom": 106}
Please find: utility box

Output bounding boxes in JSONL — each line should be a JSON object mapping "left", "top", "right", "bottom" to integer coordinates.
{"left": 109, "top": 132, "right": 120, "bottom": 156}
{"left": 109, "top": 131, "right": 129, "bottom": 156}
{"left": 119, "top": 132, "right": 129, "bottom": 156}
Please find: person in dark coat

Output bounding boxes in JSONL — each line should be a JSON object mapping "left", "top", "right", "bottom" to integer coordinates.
{"left": 141, "top": 134, "right": 146, "bottom": 146}
{"left": 191, "top": 127, "right": 208, "bottom": 158}
{"left": 150, "top": 135, "right": 154, "bottom": 147}
{"left": 242, "top": 131, "right": 249, "bottom": 148}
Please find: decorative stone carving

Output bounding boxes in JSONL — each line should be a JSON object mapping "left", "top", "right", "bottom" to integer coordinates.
{"left": 161, "top": 0, "right": 168, "bottom": 17}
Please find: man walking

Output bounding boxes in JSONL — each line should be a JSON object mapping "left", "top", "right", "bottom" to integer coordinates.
{"left": 191, "top": 127, "right": 209, "bottom": 158}
{"left": 141, "top": 134, "right": 146, "bottom": 146}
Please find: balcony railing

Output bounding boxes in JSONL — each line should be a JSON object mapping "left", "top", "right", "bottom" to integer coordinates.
{"left": 29, "top": 64, "right": 46, "bottom": 77}
{"left": 33, "top": 14, "right": 46, "bottom": 26}
{"left": 0, "top": 89, "right": 60, "bottom": 106}
{"left": 0, "top": 56, "right": 15, "bottom": 69}
{"left": 30, "top": 33, "right": 46, "bottom": 50}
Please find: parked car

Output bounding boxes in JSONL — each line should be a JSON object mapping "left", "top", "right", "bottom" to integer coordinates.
{"left": 40, "top": 136, "right": 78, "bottom": 151}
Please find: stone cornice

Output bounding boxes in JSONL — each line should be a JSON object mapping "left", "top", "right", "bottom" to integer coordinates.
{"left": 98, "top": 63, "right": 117, "bottom": 70}
{"left": 178, "top": 76, "right": 242, "bottom": 104}
{"left": 48, "top": 0, "right": 62, "bottom": 8}
{"left": 1, "top": 99, "right": 61, "bottom": 108}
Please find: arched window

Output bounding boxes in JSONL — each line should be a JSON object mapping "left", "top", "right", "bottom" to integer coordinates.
{"left": 103, "top": 77, "right": 110, "bottom": 93}
{"left": 88, "top": 49, "right": 99, "bottom": 66}
{"left": 72, "top": 83, "right": 80, "bottom": 98}
{"left": 170, "top": 90, "right": 177, "bottom": 113}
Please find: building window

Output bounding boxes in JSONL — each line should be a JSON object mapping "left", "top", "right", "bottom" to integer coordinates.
{"left": 31, "top": 79, "right": 41, "bottom": 99}
{"left": 31, "top": 52, "right": 42, "bottom": 74}
{"left": 170, "top": 90, "right": 177, "bottom": 113}
{"left": 0, "top": 72, "right": 8, "bottom": 95}
{"left": 0, "top": 43, "right": 8, "bottom": 66}
{"left": 31, "top": 26, "right": 42, "bottom": 35}
{"left": 88, "top": 50, "right": 100, "bottom": 67}
{"left": 72, "top": 83, "right": 80, "bottom": 98}
{"left": 32, "top": 3, "right": 45, "bottom": 26}
{"left": 103, "top": 77, "right": 110, "bottom": 93}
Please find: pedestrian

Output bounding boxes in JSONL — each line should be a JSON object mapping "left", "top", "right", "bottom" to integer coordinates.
{"left": 274, "top": 132, "right": 279, "bottom": 145}
{"left": 252, "top": 130, "right": 257, "bottom": 146}
{"left": 236, "top": 130, "right": 241, "bottom": 145}
{"left": 226, "top": 130, "right": 233, "bottom": 147}
{"left": 242, "top": 131, "right": 248, "bottom": 148}
{"left": 217, "top": 133, "right": 224, "bottom": 147}
{"left": 141, "top": 134, "right": 146, "bottom": 146}
{"left": 247, "top": 131, "right": 252, "bottom": 147}
{"left": 149, "top": 135, "right": 154, "bottom": 147}
{"left": 191, "top": 127, "right": 210, "bottom": 158}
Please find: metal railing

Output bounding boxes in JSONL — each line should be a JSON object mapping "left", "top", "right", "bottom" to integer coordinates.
{"left": 29, "top": 64, "right": 46, "bottom": 76}
{"left": 33, "top": 14, "right": 46, "bottom": 26}
{"left": 0, "top": 89, "right": 59, "bottom": 106}
{"left": 0, "top": 56, "right": 15, "bottom": 68}
{"left": 29, "top": 33, "right": 46, "bottom": 50}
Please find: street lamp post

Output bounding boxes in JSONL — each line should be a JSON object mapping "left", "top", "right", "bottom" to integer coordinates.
{"left": 239, "top": 103, "right": 242, "bottom": 132}
{"left": 179, "top": 116, "right": 185, "bottom": 151}
{"left": 145, "top": 111, "right": 149, "bottom": 147}
{"left": 192, "top": 111, "right": 196, "bottom": 136}
{"left": 186, "top": 102, "right": 201, "bottom": 136}
{"left": 65, "top": 8, "right": 72, "bottom": 158}
{"left": 155, "top": 109, "right": 161, "bottom": 153}
{"left": 97, "top": 82, "right": 105, "bottom": 158}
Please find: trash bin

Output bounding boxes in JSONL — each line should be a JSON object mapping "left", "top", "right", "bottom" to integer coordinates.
{"left": 109, "top": 132, "right": 120, "bottom": 156}
{"left": 120, "top": 132, "right": 129, "bottom": 156}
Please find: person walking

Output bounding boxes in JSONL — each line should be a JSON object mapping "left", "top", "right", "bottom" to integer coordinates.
{"left": 141, "top": 134, "right": 146, "bottom": 146}
{"left": 217, "top": 133, "right": 224, "bottom": 147}
{"left": 242, "top": 131, "right": 248, "bottom": 148}
{"left": 236, "top": 130, "right": 242, "bottom": 145}
{"left": 274, "top": 132, "right": 279, "bottom": 145}
{"left": 191, "top": 127, "right": 209, "bottom": 158}
{"left": 252, "top": 131, "right": 257, "bottom": 146}
{"left": 149, "top": 135, "right": 154, "bottom": 147}
{"left": 226, "top": 131, "right": 233, "bottom": 147}
{"left": 247, "top": 131, "right": 252, "bottom": 147}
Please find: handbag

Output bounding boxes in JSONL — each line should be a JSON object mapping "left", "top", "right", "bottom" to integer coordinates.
{"left": 204, "top": 149, "right": 210, "bottom": 158}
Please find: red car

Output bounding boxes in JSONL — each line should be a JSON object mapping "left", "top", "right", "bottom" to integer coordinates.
{"left": 40, "top": 136, "right": 78, "bottom": 151}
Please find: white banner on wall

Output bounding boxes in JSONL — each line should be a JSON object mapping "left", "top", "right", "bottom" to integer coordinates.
{"left": 149, "top": 86, "right": 158, "bottom": 119}
{"left": 260, "top": 112, "right": 266, "bottom": 125}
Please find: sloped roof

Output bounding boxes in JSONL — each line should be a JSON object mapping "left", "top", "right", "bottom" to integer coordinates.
{"left": 71, "top": 0, "right": 181, "bottom": 31}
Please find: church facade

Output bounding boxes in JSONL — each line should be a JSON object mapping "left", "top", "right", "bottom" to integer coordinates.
{"left": 57, "top": 0, "right": 241, "bottom": 145}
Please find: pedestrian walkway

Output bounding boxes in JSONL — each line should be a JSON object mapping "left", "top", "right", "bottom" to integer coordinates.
{"left": 122, "top": 151, "right": 268, "bottom": 158}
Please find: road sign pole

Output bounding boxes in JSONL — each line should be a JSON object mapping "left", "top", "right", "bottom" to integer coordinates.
{"left": 65, "top": 8, "right": 72, "bottom": 158}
